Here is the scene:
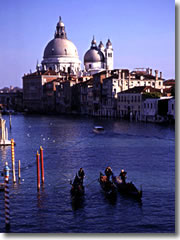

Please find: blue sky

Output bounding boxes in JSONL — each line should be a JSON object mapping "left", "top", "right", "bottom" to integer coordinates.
{"left": 0, "top": 0, "right": 175, "bottom": 88}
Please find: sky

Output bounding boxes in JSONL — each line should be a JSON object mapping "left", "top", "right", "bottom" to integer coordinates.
{"left": 0, "top": 0, "right": 175, "bottom": 88}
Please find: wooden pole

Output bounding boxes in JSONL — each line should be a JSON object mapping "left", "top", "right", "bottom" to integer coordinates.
{"left": 9, "top": 113, "right": 11, "bottom": 129}
{"left": 36, "top": 151, "right": 40, "bottom": 191}
{"left": 40, "top": 146, "right": 44, "bottom": 184}
{"left": 18, "top": 160, "right": 21, "bottom": 180}
{"left": 11, "top": 139, "right": 16, "bottom": 183}
{"left": 4, "top": 162, "right": 10, "bottom": 230}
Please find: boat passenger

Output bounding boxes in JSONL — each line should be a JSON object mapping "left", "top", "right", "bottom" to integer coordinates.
{"left": 120, "top": 169, "right": 127, "bottom": 184}
{"left": 105, "top": 167, "right": 112, "bottom": 181}
{"left": 78, "top": 168, "right": 85, "bottom": 183}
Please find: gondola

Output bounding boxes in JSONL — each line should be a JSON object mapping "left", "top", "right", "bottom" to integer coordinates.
{"left": 112, "top": 175, "right": 142, "bottom": 199}
{"left": 98, "top": 172, "right": 117, "bottom": 198}
{"left": 70, "top": 174, "right": 84, "bottom": 199}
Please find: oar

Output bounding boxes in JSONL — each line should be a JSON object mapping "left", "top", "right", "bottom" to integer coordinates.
{"left": 85, "top": 178, "right": 98, "bottom": 187}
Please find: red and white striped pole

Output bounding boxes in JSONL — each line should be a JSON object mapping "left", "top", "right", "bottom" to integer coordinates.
{"left": 11, "top": 139, "right": 16, "bottom": 183}
{"left": 4, "top": 162, "right": 10, "bottom": 229}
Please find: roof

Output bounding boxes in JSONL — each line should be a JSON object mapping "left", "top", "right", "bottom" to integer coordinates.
{"left": 84, "top": 48, "right": 104, "bottom": 63}
{"left": 163, "top": 79, "right": 175, "bottom": 86}
{"left": 43, "top": 38, "right": 79, "bottom": 58}
{"left": 118, "top": 86, "right": 161, "bottom": 94}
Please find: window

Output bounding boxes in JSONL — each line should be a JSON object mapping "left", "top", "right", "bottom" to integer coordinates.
{"left": 151, "top": 103, "right": 152, "bottom": 109}
{"left": 89, "top": 64, "right": 92, "bottom": 68}
{"left": 159, "top": 82, "right": 161, "bottom": 86}
{"left": 108, "top": 53, "right": 112, "bottom": 57}
{"left": 172, "top": 104, "right": 174, "bottom": 110}
{"left": 144, "top": 103, "right": 146, "bottom": 108}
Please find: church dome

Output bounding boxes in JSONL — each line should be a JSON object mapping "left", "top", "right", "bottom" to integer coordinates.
{"left": 43, "top": 38, "right": 79, "bottom": 58}
{"left": 84, "top": 48, "right": 104, "bottom": 63}
{"left": 84, "top": 36, "right": 104, "bottom": 63}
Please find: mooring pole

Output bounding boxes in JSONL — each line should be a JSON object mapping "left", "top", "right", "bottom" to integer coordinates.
{"left": 11, "top": 139, "right": 16, "bottom": 183}
{"left": 18, "top": 160, "right": 21, "bottom": 181}
{"left": 4, "top": 162, "right": 10, "bottom": 230}
{"left": 9, "top": 113, "right": 11, "bottom": 129}
{"left": 40, "top": 146, "right": 44, "bottom": 184}
{"left": 36, "top": 151, "right": 40, "bottom": 191}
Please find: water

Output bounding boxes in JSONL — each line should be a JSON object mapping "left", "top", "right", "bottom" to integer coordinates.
{"left": 0, "top": 114, "right": 175, "bottom": 233}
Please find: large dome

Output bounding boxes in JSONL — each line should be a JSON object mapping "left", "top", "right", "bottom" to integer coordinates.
{"left": 43, "top": 38, "right": 79, "bottom": 59}
{"left": 84, "top": 48, "right": 104, "bottom": 63}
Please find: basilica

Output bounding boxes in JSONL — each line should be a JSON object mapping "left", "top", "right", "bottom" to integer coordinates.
{"left": 23, "top": 17, "right": 166, "bottom": 119}
{"left": 40, "top": 17, "right": 113, "bottom": 75}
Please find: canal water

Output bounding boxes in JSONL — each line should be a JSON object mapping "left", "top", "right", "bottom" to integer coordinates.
{"left": 0, "top": 114, "right": 175, "bottom": 233}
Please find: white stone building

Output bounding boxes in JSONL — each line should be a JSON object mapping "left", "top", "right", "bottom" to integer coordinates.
{"left": 41, "top": 17, "right": 81, "bottom": 76}
{"left": 84, "top": 37, "right": 113, "bottom": 75}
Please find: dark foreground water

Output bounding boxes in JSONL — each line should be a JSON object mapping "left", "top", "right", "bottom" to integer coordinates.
{"left": 0, "top": 114, "right": 175, "bottom": 233}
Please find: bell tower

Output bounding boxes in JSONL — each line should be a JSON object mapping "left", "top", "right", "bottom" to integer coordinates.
{"left": 105, "top": 39, "right": 113, "bottom": 70}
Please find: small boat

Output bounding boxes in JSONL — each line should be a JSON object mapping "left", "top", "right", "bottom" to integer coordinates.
{"left": 98, "top": 172, "right": 117, "bottom": 197}
{"left": 70, "top": 174, "right": 84, "bottom": 199}
{"left": 112, "top": 175, "right": 142, "bottom": 199}
{"left": 93, "top": 126, "right": 104, "bottom": 133}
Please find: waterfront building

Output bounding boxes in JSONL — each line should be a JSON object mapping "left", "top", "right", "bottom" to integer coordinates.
{"left": 167, "top": 98, "right": 175, "bottom": 121}
{"left": 121, "top": 68, "right": 164, "bottom": 92}
{"left": 0, "top": 90, "right": 23, "bottom": 112}
{"left": 117, "top": 86, "right": 162, "bottom": 121}
{"left": 84, "top": 37, "right": 113, "bottom": 75}
{"left": 23, "top": 70, "right": 59, "bottom": 112}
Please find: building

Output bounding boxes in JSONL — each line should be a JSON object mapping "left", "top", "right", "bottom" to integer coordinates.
{"left": 42, "top": 17, "right": 81, "bottom": 76}
{"left": 117, "top": 86, "right": 162, "bottom": 121}
{"left": 84, "top": 37, "right": 113, "bottom": 75}
{"left": 0, "top": 88, "right": 23, "bottom": 112}
{"left": 23, "top": 70, "right": 59, "bottom": 112}
{"left": 167, "top": 98, "right": 175, "bottom": 121}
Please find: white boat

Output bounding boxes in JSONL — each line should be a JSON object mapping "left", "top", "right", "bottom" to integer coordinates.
{"left": 93, "top": 126, "right": 104, "bottom": 133}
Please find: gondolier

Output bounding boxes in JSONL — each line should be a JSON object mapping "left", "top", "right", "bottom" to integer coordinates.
{"left": 105, "top": 166, "right": 112, "bottom": 181}
{"left": 78, "top": 168, "right": 85, "bottom": 183}
{"left": 120, "top": 169, "right": 127, "bottom": 184}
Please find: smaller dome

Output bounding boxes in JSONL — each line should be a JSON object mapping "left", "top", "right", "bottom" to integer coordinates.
{"left": 84, "top": 48, "right": 104, "bottom": 63}
{"left": 98, "top": 41, "right": 104, "bottom": 48}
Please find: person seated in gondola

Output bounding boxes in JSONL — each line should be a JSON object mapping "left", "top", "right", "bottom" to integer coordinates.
{"left": 105, "top": 166, "right": 112, "bottom": 181}
{"left": 120, "top": 169, "right": 127, "bottom": 184}
{"left": 78, "top": 168, "right": 85, "bottom": 183}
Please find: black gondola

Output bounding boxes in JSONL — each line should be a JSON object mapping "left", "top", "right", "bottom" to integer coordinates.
{"left": 112, "top": 175, "right": 142, "bottom": 199}
{"left": 98, "top": 172, "right": 117, "bottom": 198}
{"left": 70, "top": 174, "right": 84, "bottom": 199}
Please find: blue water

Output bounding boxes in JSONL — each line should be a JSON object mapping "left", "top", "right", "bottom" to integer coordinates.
{"left": 0, "top": 114, "right": 175, "bottom": 233}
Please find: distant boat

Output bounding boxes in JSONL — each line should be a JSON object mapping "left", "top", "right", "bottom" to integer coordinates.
{"left": 93, "top": 126, "right": 104, "bottom": 133}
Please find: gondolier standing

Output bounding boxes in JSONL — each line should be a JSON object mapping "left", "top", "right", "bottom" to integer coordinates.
{"left": 120, "top": 169, "right": 127, "bottom": 184}
{"left": 105, "top": 167, "right": 112, "bottom": 181}
{"left": 78, "top": 168, "right": 85, "bottom": 183}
